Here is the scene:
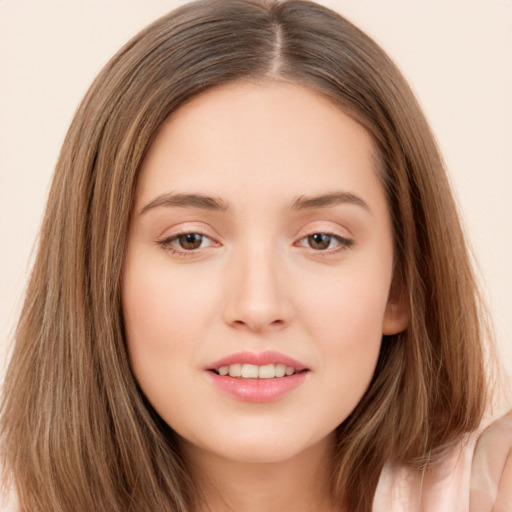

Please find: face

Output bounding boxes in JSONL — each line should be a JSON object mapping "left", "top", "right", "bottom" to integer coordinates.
{"left": 122, "top": 81, "right": 408, "bottom": 466}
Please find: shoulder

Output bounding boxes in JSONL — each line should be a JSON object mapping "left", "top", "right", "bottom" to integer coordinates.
{"left": 470, "top": 410, "right": 512, "bottom": 512}
{"left": 374, "top": 411, "right": 512, "bottom": 512}
{"left": 374, "top": 435, "right": 477, "bottom": 512}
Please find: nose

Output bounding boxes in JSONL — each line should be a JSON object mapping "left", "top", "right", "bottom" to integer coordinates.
{"left": 222, "top": 243, "right": 293, "bottom": 334}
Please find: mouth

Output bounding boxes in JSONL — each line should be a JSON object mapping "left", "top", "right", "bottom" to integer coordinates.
{"left": 205, "top": 351, "right": 309, "bottom": 401}
{"left": 210, "top": 363, "right": 306, "bottom": 379}
{"left": 207, "top": 350, "right": 309, "bottom": 378}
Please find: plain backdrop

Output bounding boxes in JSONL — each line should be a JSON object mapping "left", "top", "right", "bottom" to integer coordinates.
{"left": 1, "top": 0, "right": 511, "bottom": 412}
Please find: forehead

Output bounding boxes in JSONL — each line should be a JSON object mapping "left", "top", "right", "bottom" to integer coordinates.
{"left": 136, "top": 80, "right": 384, "bottom": 215}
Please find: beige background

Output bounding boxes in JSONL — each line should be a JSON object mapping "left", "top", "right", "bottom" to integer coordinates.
{"left": 1, "top": 0, "right": 511, "bottom": 411}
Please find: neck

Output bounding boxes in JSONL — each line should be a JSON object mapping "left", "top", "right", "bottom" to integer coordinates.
{"left": 183, "top": 435, "right": 338, "bottom": 512}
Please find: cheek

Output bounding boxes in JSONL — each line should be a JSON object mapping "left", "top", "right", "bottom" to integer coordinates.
{"left": 318, "top": 288, "right": 385, "bottom": 368}
{"left": 121, "top": 253, "right": 222, "bottom": 405}
{"left": 121, "top": 253, "right": 220, "bottom": 422}
{"left": 123, "top": 254, "right": 216, "bottom": 347}
{"left": 298, "top": 260, "right": 391, "bottom": 411}
{"left": 302, "top": 258, "right": 392, "bottom": 342}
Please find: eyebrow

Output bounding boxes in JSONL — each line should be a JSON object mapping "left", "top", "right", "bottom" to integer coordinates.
{"left": 140, "top": 192, "right": 229, "bottom": 215}
{"left": 139, "top": 190, "right": 370, "bottom": 216}
{"left": 291, "top": 191, "right": 370, "bottom": 212}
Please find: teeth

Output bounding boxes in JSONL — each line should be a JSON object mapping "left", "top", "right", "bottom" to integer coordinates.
{"left": 228, "top": 364, "right": 242, "bottom": 377}
{"left": 275, "top": 364, "right": 286, "bottom": 377}
{"left": 258, "top": 364, "right": 275, "bottom": 379}
{"left": 217, "top": 363, "right": 297, "bottom": 379}
{"left": 241, "top": 364, "right": 259, "bottom": 378}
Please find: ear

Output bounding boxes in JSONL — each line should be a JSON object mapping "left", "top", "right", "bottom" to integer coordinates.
{"left": 382, "top": 273, "right": 410, "bottom": 335}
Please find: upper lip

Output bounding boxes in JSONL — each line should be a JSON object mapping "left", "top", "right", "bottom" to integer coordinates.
{"left": 207, "top": 351, "right": 308, "bottom": 371}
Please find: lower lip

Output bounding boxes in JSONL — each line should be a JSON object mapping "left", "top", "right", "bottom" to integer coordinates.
{"left": 206, "top": 371, "right": 308, "bottom": 402}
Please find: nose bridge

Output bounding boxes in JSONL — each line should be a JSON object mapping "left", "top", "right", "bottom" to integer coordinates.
{"left": 223, "top": 237, "right": 291, "bottom": 332}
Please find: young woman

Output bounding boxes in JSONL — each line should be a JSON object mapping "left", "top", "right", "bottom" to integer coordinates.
{"left": 1, "top": 1, "right": 510, "bottom": 511}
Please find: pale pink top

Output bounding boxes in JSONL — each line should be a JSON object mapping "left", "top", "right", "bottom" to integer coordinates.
{"left": 374, "top": 411, "right": 512, "bottom": 512}
{"left": 3, "top": 412, "right": 511, "bottom": 511}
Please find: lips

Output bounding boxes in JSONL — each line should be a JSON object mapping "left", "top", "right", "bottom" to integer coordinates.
{"left": 205, "top": 351, "right": 309, "bottom": 402}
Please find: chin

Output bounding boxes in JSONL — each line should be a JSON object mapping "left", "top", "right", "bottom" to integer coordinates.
{"left": 220, "top": 441, "right": 303, "bottom": 464}
{"left": 183, "top": 424, "right": 333, "bottom": 466}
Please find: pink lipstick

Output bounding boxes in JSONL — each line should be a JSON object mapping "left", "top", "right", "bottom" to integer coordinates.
{"left": 205, "top": 351, "right": 309, "bottom": 402}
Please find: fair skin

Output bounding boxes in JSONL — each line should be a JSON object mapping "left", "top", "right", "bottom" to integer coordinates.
{"left": 122, "top": 80, "right": 409, "bottom": 512}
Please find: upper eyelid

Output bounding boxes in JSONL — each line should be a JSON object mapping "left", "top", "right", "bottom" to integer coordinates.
{"left": 155, "top": 221, "right": 354, "bottom": 246}
{"left": 157, "top": 233, "right": 219, "bottom": 258}
{"left": 159, "top": 231, "right": 217, "bottom": 246}
{"left": 295, "top": 232, "right": 354, "bottom": 248}
{"left": 157, "top": 223, "right": 218, "bottom": 241}
{"left": 294, "top": 221, "right": 353, "bottom": 240}
{"left": 298, "top": 231, "right": 351, "bottom": 241}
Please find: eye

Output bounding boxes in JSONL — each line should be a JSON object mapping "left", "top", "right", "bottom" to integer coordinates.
{"left": 176, "top": 233, "right": 205, "bottom": 250}
{"left": 308, "top": 233, "right": 334, "bottom": 250}
{"left": 298, "top": 232, "right": 353, "bottom": 252}
{"left": 157, "top": 232, "right": 217, "bottom": 255}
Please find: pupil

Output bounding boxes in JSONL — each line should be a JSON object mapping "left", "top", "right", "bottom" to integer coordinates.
{"left": 309, "top": 233, "right": 331, "bottom": 250}
{"left": 179, "top": 233, "right": 202, "bottom": 250}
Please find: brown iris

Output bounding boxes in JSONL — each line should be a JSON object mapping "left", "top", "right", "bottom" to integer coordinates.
{"left": 178, "top": 233, "right": 203, "bottom": 250}
{"left": 308, "top": 233, "right": 332, "bottom": 250}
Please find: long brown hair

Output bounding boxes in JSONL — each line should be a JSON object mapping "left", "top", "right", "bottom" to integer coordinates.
{"left": 1, "top": 1, "right": 492, "bottom": 511}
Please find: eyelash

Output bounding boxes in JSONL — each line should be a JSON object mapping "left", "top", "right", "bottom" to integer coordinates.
{"left": 295, "top": 232, "right": 354, "bottom": 253}
{"left": 157, "top": 232, "right": 218, "bottom": 257}
{"left": 157, "top": 231, "right": 354, "bottom": 257}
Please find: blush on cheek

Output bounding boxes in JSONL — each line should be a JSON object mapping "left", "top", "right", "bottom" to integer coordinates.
{"left": 316, "top": 288, "right": 385, "bottom": 376}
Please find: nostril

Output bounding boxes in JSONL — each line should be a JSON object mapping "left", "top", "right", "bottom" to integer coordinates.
{"left": 229, "top": 317, "right": 287, "bottom": 332}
